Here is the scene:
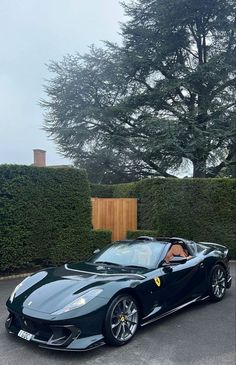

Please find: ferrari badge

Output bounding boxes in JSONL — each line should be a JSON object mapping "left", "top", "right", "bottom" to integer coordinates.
{"left": 154, "top": 277, "right": 161, "bottom": 287}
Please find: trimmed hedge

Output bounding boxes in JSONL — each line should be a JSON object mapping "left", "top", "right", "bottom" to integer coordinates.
{"left": 49, "top": 229, "right": 112, "bottom": 265}
{"left": 90, "top": 229, "right": 112, "bottom": 250}
{"left": 0, "top": 165, "right": 111, "bottom": 272}
{"left": 127, "top": 230, "right": 160, "bottom": 240}
{"left": 91, "top": 182, "right": 135, "bottom": 199}
{"left": 91, "top": 179, "right": 236, "bottom": 258}
{"left": 90, "top": 184, "right": 116, "bottom": 198}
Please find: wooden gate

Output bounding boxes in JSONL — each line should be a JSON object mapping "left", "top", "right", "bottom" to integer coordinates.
{"left": 91, "top": 198, "right": 137, "bottom": 241}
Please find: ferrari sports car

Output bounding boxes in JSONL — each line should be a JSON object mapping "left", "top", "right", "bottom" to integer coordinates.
{"left": 6, "top": 236, "right": 232, "bottom": 351}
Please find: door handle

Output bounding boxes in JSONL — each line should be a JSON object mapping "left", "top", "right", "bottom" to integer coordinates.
{"left": 163, "top": 266, "right": 173, "bottom": 273}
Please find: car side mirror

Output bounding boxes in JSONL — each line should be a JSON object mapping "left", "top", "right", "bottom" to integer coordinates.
{"left": 169, "top": 256, "right": 187, "bottom": 265}
{"left": 161, "top": 262, "right": 173, "bottom": 273}
{"left": 93, "top": 249, "right": 101, "bottom": 255}
{"left": 159, "top": 260, "right": 173, "bottom": 273}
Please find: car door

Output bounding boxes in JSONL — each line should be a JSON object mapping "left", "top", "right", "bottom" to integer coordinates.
{"left": 134, "top": 266, "right": 168, "bottom": 320}
{"left": 157, "top": 254, "right": 207, "bottom": 310}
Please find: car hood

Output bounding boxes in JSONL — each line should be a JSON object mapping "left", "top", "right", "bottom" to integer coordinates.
{"left": 9, "top": 262, "right": 146, "bottom": 314}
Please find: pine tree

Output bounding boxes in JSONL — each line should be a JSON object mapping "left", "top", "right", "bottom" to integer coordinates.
{"left": 42, "top": 0, "right": 236, "bottom": 180}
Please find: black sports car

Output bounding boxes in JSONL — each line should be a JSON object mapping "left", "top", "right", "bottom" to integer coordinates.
{"left": 5, "top": 236, "right": 232, "bottom": 351}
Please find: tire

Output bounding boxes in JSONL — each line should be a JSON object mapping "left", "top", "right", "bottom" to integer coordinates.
{"left": 103, "top": 294, "right": 139, "bottom": 346}
{"left": 208, "top": 265, "right": 227, "bottom": 302}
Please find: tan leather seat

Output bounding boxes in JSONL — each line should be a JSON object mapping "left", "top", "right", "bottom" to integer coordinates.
{"left": 165, "top": 244, "right": 188, "bottom": 263}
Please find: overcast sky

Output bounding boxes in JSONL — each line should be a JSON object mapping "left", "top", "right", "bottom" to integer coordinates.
{"left": 0, "top": 0, "right": 127, "bottom": 166}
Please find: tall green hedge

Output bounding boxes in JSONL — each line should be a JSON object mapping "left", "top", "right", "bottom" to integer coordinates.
{"left": 0, "top": 165, "right": 111, "bottom": 272}
{"left": 91, "top": 179, "right": 236, "bottom": 258}
{"left": 49, "top": 229, "right": 112, "bottom": 264}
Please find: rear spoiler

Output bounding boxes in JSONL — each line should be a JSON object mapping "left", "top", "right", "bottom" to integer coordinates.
{"left": 199, "top": 242, "right": 229, "bottom": 257}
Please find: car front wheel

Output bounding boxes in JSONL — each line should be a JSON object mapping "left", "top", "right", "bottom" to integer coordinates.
{"left": 104, "top": 294, "right": 139, "bottom": 346}
{"left": 209, "top": 265, "right": 227, "bottom": 301}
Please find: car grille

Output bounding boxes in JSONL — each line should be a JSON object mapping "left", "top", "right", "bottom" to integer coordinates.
{"left": 7, "top": 311, "right": 81, "bottom": 347}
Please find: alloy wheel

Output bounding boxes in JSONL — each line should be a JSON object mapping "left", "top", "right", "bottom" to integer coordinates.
{"left": 211, "top": 267, "right": 226, "bottom": 299}
{"left": 110, "top": 297, "right": 139, "bottom": 342}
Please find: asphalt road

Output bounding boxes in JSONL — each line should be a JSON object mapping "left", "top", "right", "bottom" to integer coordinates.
{"left": 0, "top": 263, "right": 235, "bottom": 365}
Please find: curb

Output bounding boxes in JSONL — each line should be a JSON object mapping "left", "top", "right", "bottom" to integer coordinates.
{"left": 0, "top": 273, "right": 33, "bottom": 281}
{"left": 0, "top": 260, "right": 236, "bottom": 281}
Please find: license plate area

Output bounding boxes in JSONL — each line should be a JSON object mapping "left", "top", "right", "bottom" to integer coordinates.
{"left": 18, "top": 329, "right": 33, "bottom": 341}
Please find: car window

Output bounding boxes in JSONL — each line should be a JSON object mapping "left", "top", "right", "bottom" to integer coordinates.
{"left": 88, "top": 242, "right": 165, "bottom": 269}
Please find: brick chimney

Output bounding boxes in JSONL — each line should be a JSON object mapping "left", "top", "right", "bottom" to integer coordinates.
{"left": 33, "top": 149, "right": 46, "bottom": 167}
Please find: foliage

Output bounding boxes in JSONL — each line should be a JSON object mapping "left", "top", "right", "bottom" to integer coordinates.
{"left": 49, "top": 229, "right": 112, "bottom": 265}
{"left": 91, "top": 178, "right": 236, "bottom": 258}
{"left": 90, "top": 183, "right": 116, "bottom": 198}
{"left": 89, "top": 229, "right": 112, "bottom": 250}
{"left": 127, "top": 230, "right": 160, "bottom": 239}
{"left": 90, "top": 182, "right": 136, "bottom": 198}
{"left": 42, "top": 0, "right": 236, "bottom": 181}
{"left": 0, "top": 165, "right": 111, "bottom": 272}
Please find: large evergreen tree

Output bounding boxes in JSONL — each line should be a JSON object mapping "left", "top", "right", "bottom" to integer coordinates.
{"left": 42, "top": 0, "right": 236, "bottom": 181}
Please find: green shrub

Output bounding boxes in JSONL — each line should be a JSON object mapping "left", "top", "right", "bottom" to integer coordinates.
{"left": 48, "top": 229, "right": 112, "bottom": 265}
{"left": 89, "top": 229, "right": 112, "bottom": 251}
{"left": 134, "top": 178, "right": 236, "bottom": 258}
{"left": 90, "top": 182, "right": 136, "bottom": 198}
{"left": 0, "top": 165, "right": 92, "bottom": 272}
{"left": 90, "top": 184, "right": 115, "bottom": 198}
{"left": 127, "top": 230, "right": 160, "bottom": 239}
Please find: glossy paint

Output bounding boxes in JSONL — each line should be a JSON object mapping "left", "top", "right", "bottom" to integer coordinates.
{"left": 5, "top": 238, "right": 232, "bottom": 351}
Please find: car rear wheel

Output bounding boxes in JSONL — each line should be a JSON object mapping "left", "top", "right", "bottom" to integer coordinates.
{"left": 209, "top": 265, "right": 227, "bottom": 301}
{"left": 104, "top": 294, "right": 139, "bottom": 346}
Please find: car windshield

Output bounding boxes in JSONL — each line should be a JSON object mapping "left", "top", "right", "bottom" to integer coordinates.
{"left": 88, "top": 242, "right": 165, "bottom": 269}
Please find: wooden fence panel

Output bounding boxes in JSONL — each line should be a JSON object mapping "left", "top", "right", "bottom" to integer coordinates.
{"left": 91, "top": 198, "right": 137, "bottom": 241}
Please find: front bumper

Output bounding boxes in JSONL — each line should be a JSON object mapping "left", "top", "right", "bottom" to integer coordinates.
{"left": 5, "top": 310, "right": 105, "bottom": 351}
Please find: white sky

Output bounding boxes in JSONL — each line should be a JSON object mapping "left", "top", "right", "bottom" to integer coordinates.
{"left": 0, "top": 0, "right": 126, "bottom": 166}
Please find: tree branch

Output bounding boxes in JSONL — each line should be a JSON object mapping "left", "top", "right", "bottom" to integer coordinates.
{"left": 211, "top": 78, "right": 236, "bottom": 99}
{"left": 206, "top": 147, "right": 236, "bottom": 177}
{"left": 133, "top": 77, "right": 153, "bottom": 91}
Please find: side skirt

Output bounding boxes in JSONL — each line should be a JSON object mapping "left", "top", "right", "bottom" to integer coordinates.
{"left": 141, "top": 296, "right": 209, "bottom": 327}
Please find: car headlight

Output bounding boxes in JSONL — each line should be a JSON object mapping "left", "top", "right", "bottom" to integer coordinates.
{"left": 51, "top": 288, "right": 103, "bottom": 315}
{"left": 9, "top": 277, "right": 30, "bottom": 303}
